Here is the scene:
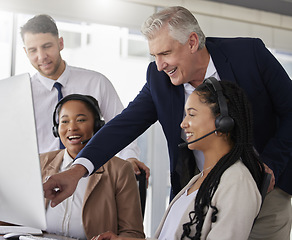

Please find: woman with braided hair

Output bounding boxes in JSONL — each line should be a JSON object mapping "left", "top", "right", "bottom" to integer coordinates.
{"left": 94, "top": 79, "right": 265, "bottom": 240}
{"left": 175, "top": 79, "right": 265, "bottom": 239}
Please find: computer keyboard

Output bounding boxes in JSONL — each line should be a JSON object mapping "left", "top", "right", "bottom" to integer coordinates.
{"left": 19, "top": 236, "right": 58, "bottom": 240}
{"left": 0, "top": 226, "right": 42, "bottom": 235}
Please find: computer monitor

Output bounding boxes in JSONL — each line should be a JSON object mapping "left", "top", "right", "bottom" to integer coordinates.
{"left": 0, "top": 73, "right": 47, "bottom": 230}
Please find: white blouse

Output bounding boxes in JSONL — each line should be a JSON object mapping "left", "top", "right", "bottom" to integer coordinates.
{"left": 46, "top": 150, "right": 88, "bottom": 239}
{"left": 158, "top": 189, "right": 198, "bottom": 240}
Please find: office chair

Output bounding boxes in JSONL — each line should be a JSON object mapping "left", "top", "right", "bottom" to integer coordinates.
{"left": 136, "top": 169, "right": 147, "bottom": 218}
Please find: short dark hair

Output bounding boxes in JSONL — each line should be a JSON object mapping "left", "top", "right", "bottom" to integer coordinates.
{"left": 20, "top": 14, "right": 59, "bottom": 42}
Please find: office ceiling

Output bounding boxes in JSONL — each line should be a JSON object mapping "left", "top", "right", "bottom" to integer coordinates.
{"left": 206, "top": 0, "right": 292, "bottom": 17}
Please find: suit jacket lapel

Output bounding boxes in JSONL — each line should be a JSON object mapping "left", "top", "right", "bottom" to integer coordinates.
{"left": 41, "top": 150, "right": 64, "bottom": 208}
{"left": 206, "top": 39, "right": 236, "bottom": 83}
{"left": 170, "top": 84, "right": 185, "bottom": 172}
{"left": 42, "top": 150, "right": 64, "bottom": 182}
{"left": 83, "top": 166, "right": 104, "bottom": 208}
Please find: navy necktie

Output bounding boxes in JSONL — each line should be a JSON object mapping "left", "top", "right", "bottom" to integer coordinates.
{"left": 53, "top": 82, "right": 65, "bottom": 149}
{"left": 53, "top": 82, "right": 63, "bottom": 101}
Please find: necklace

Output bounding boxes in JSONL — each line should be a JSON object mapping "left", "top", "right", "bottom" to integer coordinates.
{"left": 200, "top": 165, "right": 215, "bottom": 178}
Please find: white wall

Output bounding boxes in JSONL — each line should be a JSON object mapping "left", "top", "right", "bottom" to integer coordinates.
{"left": 1, "top": 0, "right": 291, "bottom": 52}
{"left": 0, "top": 0, "right": 155, "bottom": 29}
{"left": 123, "top": 0, "right": 292, "bottom": 52}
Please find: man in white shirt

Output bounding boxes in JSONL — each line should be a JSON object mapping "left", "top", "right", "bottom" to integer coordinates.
{"left": 20, "top": 14, "right": 149, "bottom": 176}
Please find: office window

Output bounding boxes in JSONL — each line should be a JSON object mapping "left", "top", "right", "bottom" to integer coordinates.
{"left": 270, "top": 49, "right": 292, "bottom": 78}
{"left": 14, "top": 13, "right": 36, "bottom": 77}
{"left": 120, "top": 28, "right": 149, "bottom": 58}
{"left": 60, "top": 31, "right": 82, "bottom": 49}
{"left": 0, "top": 11, "right": 13, "bottom": 79}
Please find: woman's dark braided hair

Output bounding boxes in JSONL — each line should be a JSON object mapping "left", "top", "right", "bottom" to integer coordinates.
{"left": 181, "top": 80, "right": 265, "bottom": 239}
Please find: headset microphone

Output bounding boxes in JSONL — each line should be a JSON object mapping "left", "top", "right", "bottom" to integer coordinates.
{"left": 178, "top": 129, "right": 218, "bottom": 148}
{"left": 81, "top": 139, "right": 91, "bottom": 145}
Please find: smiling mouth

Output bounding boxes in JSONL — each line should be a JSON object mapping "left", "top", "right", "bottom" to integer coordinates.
{"left": 166, "top": 67, "right": 177, "bottom": 75}
{"left": 68, "top": 135, "right": 81, "bottom": 141}
{"left": 39, "top": 62, "right": 52, "bottom": 68}
{"left": 186, "top": 133, "right": 193, "bottom": 140}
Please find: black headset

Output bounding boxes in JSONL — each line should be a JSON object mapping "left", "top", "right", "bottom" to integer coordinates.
{"left": 203, "top": 77, "right": 234, "bottom": 133}
{"left": 52, "top": 94, "right": 105, "bottom": 138}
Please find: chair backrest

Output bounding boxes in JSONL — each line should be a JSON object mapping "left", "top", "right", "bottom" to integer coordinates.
{"left": 136, "top": 169, "right": 147, "bottom": 218}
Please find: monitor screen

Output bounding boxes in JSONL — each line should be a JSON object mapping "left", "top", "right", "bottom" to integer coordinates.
{"left": 0, "top": 73, "right": 47, "bottom": 230}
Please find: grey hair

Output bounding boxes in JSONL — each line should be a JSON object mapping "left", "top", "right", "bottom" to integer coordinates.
{"left": 141, "top": 6, "right": 206, "bottom": 50}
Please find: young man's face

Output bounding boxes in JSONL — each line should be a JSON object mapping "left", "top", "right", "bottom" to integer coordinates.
{"left": 148, "top": 27, "right": 198, "bottom": 86}
{"left": 23, "top": 32, "right": 64, "bottom": 80}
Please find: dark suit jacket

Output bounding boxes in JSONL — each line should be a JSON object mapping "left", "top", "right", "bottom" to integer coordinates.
{"left": 77, "top": 37, "right": 292, "bottom": 197}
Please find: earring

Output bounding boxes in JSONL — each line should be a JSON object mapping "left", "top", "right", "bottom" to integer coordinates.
{"left": 215, "top": 131, "right": 218, "bottom": 136}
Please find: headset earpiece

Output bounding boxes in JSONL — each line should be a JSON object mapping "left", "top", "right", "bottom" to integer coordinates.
{"left": 203, "top": 77, "right": 234, "bottom": 133}
{"left": 52, "top": 102, "right": 60, "bottom": 137}
{"left": 214, "top": 115, "right": 234, "bottom": 133}
{"left": 52, "top": 124, "right": 59, "bottom": 138}
{"left": 94, "top": 118, "right": 105, "bottom": 133}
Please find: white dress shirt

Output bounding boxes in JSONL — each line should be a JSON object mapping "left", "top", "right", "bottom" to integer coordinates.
{"left": 31, "top": 63, "right": 140, "bottom": 160}
{"left": 46, "top": 149, "right": 88, "bottom": 239}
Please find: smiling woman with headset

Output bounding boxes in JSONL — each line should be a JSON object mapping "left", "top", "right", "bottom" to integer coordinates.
{"left": 41, "top": 94, "right": 145, "bottom": 239}
{"left": 95, "top": 78, "right": 265, "bottom": 240}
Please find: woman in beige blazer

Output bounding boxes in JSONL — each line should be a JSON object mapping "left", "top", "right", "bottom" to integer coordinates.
{"left": 95, "top": 80, "right": 265, "bottom": 240}
{"left": 42, "top": 94, "right": 144, "bottom": 239}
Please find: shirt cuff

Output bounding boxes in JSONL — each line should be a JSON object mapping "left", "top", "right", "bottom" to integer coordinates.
{"left": 73, "top": 157, "right": 94, "bottom": 176}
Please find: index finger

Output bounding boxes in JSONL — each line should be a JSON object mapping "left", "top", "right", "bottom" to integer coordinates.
{"left": 43, "top": 177, "right": 59, "bottom": 199}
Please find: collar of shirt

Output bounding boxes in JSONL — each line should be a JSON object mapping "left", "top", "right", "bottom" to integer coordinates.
{"left": 204, "top": 55, "right": 220, "bottom": 80}
{"left": 183, "top": 55, "right": 220, "bottom": 96}
{"left": 36, "top": 61, "right": 70, "bottom": 91}
{"left": 60, "top": 149, "right": 74, "bottom": 172}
